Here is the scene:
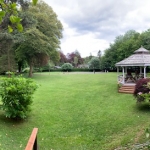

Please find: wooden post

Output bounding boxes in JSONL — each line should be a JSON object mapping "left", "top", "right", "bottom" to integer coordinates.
{"left": 25, "top": 128, "right": 38, "bottom": 150}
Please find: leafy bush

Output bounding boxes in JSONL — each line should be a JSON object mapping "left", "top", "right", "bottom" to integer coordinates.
{"left": 0, "top": 75, "right": 38, "bottom": 119}
{"left": 134, "top": 78, "right": 150, "bottom": 102}
{"left": 61, "top": 63, "right": 73, "bottom": 71}
{"left": 5, "top": 71, "right": 16, "bottom": 77}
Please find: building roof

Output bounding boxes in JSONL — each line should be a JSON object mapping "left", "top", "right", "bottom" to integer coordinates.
{"left": 115, "top": 46, "right": 150, "bottom": 67}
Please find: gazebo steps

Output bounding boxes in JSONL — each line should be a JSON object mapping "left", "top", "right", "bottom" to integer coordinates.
{"left": 119, "top": 85, "right": 135, "bottom": 94}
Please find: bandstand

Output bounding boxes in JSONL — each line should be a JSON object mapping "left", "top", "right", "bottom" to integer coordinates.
{"left": 115, "top": 46, "right": 150, "bottom": 93}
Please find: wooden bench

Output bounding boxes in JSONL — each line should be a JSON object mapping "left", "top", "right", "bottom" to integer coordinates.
{"left": 25, "top": 128, "right": 38, "bottom": 150}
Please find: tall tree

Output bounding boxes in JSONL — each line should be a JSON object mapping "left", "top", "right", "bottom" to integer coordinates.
{"left": 0, "top": 0, "right": 27, "bottom": 72}
{"left": 89, "top": 57, "right": 100, "bottom": 72}
{"left": 0, "top": 32, "right": 16, "bottom": 73}
{"left": 101, "top": 30, "right": 141, "bottom": 71}
{"left": 97, "top": 50, "right": 101, "bottom": 59}
{"left": 139, "top": 28, "right": 150, "bottom": 50}
{"left": 0, "top": 0, "right": 38, "bottom": 73}
{"left": 15, "top": 1, "right": 63, "bottom": 77}
{"left": 67, "top": 50, "right": 83, "bottom": 67}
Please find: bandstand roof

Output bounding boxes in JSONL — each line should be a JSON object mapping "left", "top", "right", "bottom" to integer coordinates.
{"left": 115, "top": 46, "right": 150, "bottom": 67}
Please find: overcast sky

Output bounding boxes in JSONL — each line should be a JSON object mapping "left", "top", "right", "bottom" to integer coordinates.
{"left": 43, "top": 0, "right": 150, "bottom": 57}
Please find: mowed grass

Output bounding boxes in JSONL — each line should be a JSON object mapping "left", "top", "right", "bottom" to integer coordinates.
{"left": 0, "top": 72, "right": 150, "bottom": 150}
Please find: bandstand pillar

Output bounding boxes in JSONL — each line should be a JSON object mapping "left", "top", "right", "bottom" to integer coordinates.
{"left": 144, "top": 66, "right": 146, "bottom": 78}
{"left": 122, "top": 67, "right": 125, "bottom": 84}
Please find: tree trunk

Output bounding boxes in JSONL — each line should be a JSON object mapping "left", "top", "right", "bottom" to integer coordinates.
{"left": 18, "top": 61, "right": 23, "bottom": 73}
{"left": 7, "top": 50, "right": 10, "bottom": 71}
{"left": 29, "top": 59, "right": 34, "bottom": 77}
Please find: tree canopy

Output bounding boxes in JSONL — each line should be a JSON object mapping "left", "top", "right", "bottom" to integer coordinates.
{"left": 101, "top": 30, "right": 141, "bottom": 71}
{"left": 15, "top": 1, "right": 63, "bottom": 76}
{"left": 0, "top": 0, "right": 63, "bottom": 76}
{"left": 89, "top": 57, "right": 100, "bottom": 71}
{"left": 0, "top": 0, "right": 38, "bottom": 32}
{"left": 2, "top": 1, "right": 150, "bottom": 74}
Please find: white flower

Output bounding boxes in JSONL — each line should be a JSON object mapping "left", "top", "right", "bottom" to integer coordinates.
{"left": 138, "top": 92, "right": 142, "bottom": 95}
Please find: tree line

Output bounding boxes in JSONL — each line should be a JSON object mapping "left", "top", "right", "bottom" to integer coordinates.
{"left": 101, "top": 29, "right": 150, "bottom": 71}
{"left": 59, "top": 29, "right": 150, "bottom": 72}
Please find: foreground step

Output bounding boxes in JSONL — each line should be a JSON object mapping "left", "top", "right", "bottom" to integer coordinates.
{"left": 118, "top": 85, "right": 135, "bottom": 94}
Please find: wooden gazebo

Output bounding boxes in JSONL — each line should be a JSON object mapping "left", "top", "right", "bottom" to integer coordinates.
{"left": 115, "top": 46, "right": 150, "bottom": 93}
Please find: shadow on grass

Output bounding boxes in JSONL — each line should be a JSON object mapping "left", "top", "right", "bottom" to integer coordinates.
{"left": 135, "top": 102, "right": 150, "bottom": 113}
{"left": 0, "top": 111, "right": 26, "bottom": 125}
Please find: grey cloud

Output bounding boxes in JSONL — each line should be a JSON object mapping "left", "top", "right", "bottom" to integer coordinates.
{"left": 60, "top": 0, "right": 149, "bottom": 41}
{"left": 43, "top": 0, "right": 150, "bottom": 56}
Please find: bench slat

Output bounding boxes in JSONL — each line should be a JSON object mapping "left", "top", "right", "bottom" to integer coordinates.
{"left": 25, "top": 128, "right": 38, "bottom": 150}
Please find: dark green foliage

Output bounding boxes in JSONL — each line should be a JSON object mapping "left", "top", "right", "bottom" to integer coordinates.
{"left": 0, "top": 0, "right": 37, "bottom": 32}
{"left": 61, "top": 63, "right": 73, "bottom": 71}
{"left": 134, "top": 78, "right": 150, "bottom": 102}
{"left": 101, "top": 30, "right": 141, "bottom": 70}
{"left": 139, "top": 29, "right": 150, "bottom": 50}
{"left": 15, "top": 1, "right": 63, "bottom": 77}
{"left": 0, "top": 32, "right": 18, "bottom": 73}
{"left": 0, "top": 75, "right": 38, "bottom": 119}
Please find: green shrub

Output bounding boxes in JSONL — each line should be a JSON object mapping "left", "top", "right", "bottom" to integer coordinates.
{"left": 61, "top": 63, "right": 73, "bottom": 71}
{"left": 5, "top": 71, "right": 16, "bottom": 77}
{"left": 0, "top": 75, "right": 38, "bottom": 119}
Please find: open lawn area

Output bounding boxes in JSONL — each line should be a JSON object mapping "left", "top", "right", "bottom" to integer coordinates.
{"left": 0, "top": 72, "right": 150, "bottom": 150}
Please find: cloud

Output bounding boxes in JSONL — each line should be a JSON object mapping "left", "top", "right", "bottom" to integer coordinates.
{"left": 61, "top": 31, "right": 109, "bottom": 57}
{"left": 43, "top": 0, "right": 150, "bottom": 57}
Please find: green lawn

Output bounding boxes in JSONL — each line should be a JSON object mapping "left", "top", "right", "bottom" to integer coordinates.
{"left": 0, "top": 72, "right": 150, "bottom": 150}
